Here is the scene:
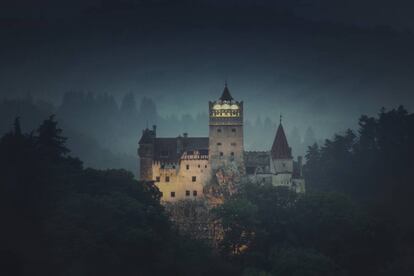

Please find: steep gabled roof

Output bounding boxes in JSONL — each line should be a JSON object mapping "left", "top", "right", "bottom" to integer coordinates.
{"left": 271, "top": 124, "right": 292, "bottom": 159}
{"left": 219, "top": 84, "right": 233, "bottom": 101}
{"left": 153, "top": 137, "right": 209, "bottom": 162}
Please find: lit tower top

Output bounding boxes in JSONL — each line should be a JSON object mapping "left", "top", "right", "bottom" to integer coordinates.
{"left": 209, "top": 83, "right": 243, "bottom": 125}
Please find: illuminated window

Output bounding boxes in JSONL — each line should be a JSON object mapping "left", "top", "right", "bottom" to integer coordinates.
{"left": 186, "top": 190, "right": 190, "bottom": 196}
{"left": 165, "top": 176, "right": 170, "bottom": 182}
{"left": 170, "top": 191, "right": 175, "bottom": 197}
{"left": 193, "top": 191, "right": 198, "bottom": 196}
{"left": 155, "top": 176, "right": 160, "bottom": 182}
{"left": 186, "top": 164, "right": 189, "bottom": 170}
{"left": 192, "top": 176, "right": 196, "bottom": 182}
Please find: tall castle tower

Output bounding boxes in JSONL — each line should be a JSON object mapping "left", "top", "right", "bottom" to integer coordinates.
{"left": 208, "top": 83, "right": 244, "bottom": 171}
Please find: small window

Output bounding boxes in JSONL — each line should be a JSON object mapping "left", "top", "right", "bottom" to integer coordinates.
{"left": 186, "top": 190, "right": 190, "bottom": 196}
{"left": 198, "top": 164, "right": 201, "bottom": 168}
{"left": 230, "top": 152, "right": 234, "bottom": 156}
{"left": 232, "top": 128, "right": 236, "bottom": 132}
{"left": 205, "top": 165, "right": 207, "bottom": 168}
{"left": 217, "top": 129, "right": 222, "bottom": 133}
{"left": 217, "top": 142, "right": 222, "bottom": 146}
{"left": 155, "top": 176, "right": 160, "bottom": 182}
{"left": 219, "top": 152, "right": 223, "bottom": 156}
{"left": 186, "top": 164, "right": 189, "bottom": 170}
{"left": 231, "top": 142, "right": 237, "bottom": 146}
{"left": 160, "top": 192, "right": 163, "bottom": 197}
{"left": 193, "top": 190, "right": 198, "bottom": 196}
{"left": 170, "top": 191, "right": 175, "bottom": 197}
{"left": 165, "top": 176, "right": 170, "bottom": 182}
{"left": 172, "top": 165, "right": 176, "bottom": 169}
{"left": 192, "top": 176, "right": 196, "bottom": 182}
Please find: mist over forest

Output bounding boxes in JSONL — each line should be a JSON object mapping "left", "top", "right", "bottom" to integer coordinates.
{"left": 2, "top": 1, "right": 414, "bottom": 275}
{"left": 0, "top": 91, "right": 323, "bottom": 177}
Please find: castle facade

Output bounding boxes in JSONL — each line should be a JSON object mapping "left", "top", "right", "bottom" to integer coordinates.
{"left": 138, "top": 84, "right": 305, "bottom": 202}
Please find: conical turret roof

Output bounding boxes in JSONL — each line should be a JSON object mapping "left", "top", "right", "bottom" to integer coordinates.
{"left": 219, "top": 83, "right": 233, "bottom": 101}
{"left": 271, "top": 123, "right": 292, "bottom": 159}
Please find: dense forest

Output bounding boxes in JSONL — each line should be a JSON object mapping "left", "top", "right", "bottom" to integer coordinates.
{"left": 1, "top": 106, "right": 413, "bottom": 275}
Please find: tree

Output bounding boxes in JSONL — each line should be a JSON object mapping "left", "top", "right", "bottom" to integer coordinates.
{"left": 36, "top": 115, "right": 69, "bottom": 160}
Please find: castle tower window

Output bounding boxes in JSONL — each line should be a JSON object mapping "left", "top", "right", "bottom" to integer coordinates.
{"left": 219, "top": 152, "right": 223, "bottom": 156}
{"left": 170, "top": 191, "right": 175, "bottom": 198}
{"left": 217, "top": 142, "right": 222, "bottom": 146}
{"left": 155, "top": 176, "right": 160, "bottom": 182}
{"left": 160, "top": 192, "right": 163, "bottom": 197}
{"left": 192, "top": 176, "right": 197, "bottom": 182}
{"left": 230, "top": 152, "right": 234, "bottom": 156}
{"left": 217, "top": 129, "right": 222, "bottom": 133}
{"left": 198, "top": 164, "right": 201, "bottom": 168}
{"left": 232, "top": 128, "right": 236, "bottom": 132}
{"left": 193, "top": 191, "right": 198, "bottom": 196}
{"left": 231, "top": 142, "right": 237, "bottom": 146}
{"left": 165, "top": 176, "right": 170, "bottom": 182}
{"left": 186, "top": 164, "right": 190, "bottom": 170}
{"left": 186, "top": 190, "right": 190, "bottom": 196}
{"left": 205, "top": 165, "right": 207, "bottom": 168}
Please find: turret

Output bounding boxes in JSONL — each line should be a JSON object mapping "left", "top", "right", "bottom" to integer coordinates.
{"left": 270, "top": 119, "right": 293, "bottom": 173}
{"left": 138, "top": 125, "right": 156, "bottom": 180}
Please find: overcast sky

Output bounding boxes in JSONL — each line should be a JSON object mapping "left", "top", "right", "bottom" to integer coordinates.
{"left": 1, "top": 0, "right": 414, "bottom": 138}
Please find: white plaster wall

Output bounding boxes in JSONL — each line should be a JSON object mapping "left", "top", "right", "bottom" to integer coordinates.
{"left": 152, "top": 159, "right": 211, "bottom": 202}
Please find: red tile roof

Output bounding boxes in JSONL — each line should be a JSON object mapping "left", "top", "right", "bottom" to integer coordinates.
{"left": 271, "top": 124, "right": 292, "bottom": 159}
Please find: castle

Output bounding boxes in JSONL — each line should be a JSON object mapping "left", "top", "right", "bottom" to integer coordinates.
{"left": 138, "top": 84, "right": 305, "bottom": 202}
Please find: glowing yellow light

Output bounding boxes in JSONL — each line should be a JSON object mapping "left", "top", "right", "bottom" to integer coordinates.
{"left": 213, "top": 103, "right": 239, "bottom": 110}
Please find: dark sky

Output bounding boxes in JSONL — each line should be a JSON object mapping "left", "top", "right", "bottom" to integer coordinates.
{"left": 1, "top": 0, "right": 414, "bottom": 138}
